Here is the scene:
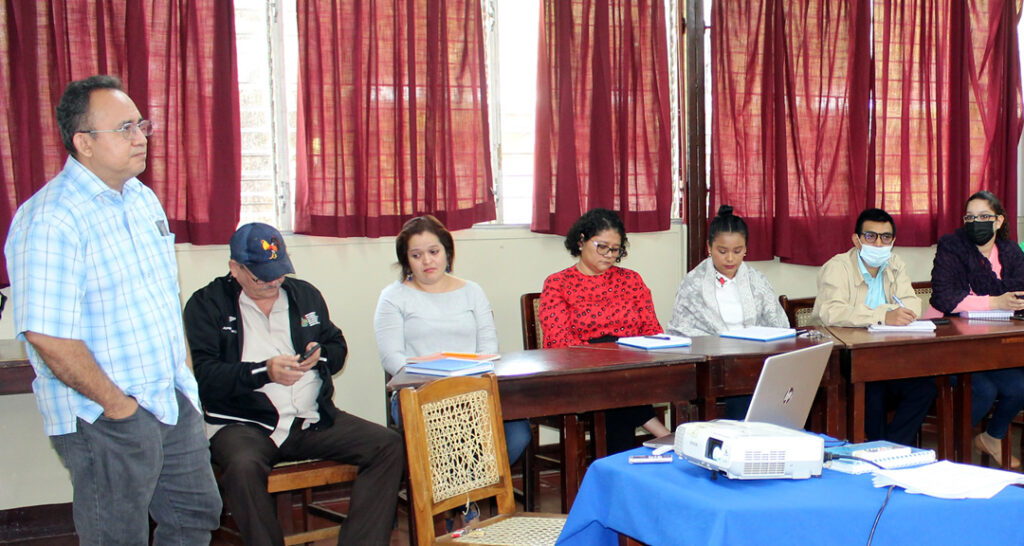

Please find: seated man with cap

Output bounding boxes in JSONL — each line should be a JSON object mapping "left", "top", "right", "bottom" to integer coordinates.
{"left": 183, "top": 223, "right": 403, "bottom": 546}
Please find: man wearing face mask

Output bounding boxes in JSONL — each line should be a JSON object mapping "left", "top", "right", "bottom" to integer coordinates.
{"left": 812, "top": 208, "right": 937, "bottom": 444}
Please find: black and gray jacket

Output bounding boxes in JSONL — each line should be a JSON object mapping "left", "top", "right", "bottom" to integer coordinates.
{"left": 183, "top": 274, "right": 347, "bottom": 432}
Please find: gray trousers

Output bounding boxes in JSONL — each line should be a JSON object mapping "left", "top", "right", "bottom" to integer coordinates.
{"left": 51, "top": 389, "right": 222, "bottom": 545}
{"left": 210, "top": 409, "right": 404, "bottom": 546}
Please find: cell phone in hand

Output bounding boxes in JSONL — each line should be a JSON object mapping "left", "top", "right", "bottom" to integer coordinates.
{"left": 298, "top": 343, "right": 321, "bottom": 361}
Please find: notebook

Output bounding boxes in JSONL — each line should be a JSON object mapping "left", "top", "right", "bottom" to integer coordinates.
{"left": 743, "top": 341, "right": 834, "bottom": 429}
{"left": 961, "top": 309, "right": 1014, "bottom": 320}
{"left": 616, "top": 335, "right": 692, "bottom": 350}
{"left": 868, "top": 321, "right": 937, "bottom": 333}
{"left": 825, "top": 440, "right": 936, "bottom": 474}
{"left": 403, "top": 358, "right": 495, "bottom": 377}
{"left": 719, "top": 326, "right": 797, "bottom": 342}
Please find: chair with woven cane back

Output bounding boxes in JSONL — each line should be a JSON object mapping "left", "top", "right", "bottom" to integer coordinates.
{"left": 399, "top": 373, "right": 566, "bottom": 545}
{"left": 778, "top": 294, "right": 817, "bottom": 328}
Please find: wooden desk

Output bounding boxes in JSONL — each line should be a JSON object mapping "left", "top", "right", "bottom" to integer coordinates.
{"left": 826, "top": 318, "right": 1024, "bottom": 461}
{"left": 387, "top": 347, "right": 703, "bottom": 510}
{"left": 592, "top": 334, "right": 846, "bottom": 438}
{"left": 0, "top": 339, "right": 31, "bottom": 395}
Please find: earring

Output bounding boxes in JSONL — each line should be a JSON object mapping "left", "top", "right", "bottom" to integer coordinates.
{"left": 445, "top": 265, "right": 451, "bottom": 273}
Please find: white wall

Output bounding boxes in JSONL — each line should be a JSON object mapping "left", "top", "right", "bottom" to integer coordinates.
{"left": 2, "top": 224, "right": 691, "bottom": 508}
{"left": 0, "top": 221, "right": 943, "bottom": 509}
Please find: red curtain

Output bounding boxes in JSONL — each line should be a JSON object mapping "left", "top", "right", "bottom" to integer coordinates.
{"left": 532, "top": 0, "right": 673, "bottom": 235}
{"left": 712, "top": 0, "right": 866, "bottom": 263}
{"left": 712, "top": 0, "right": 1023, "bottom": 265}
{"left": 872, "top": 0, "right": 952, "bottom": 244}
{"left": 954, "top": 0, "right": 1022, "bottom": 236}
{"left": 0, "top": 0, "right": 241, "bottom": 287}
{"left": 294, "top": 0, "right": 495, "bottom": 237}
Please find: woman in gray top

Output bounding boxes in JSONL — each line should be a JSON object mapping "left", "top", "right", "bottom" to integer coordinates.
{"left": 666, "top": 205, "right": 788, "bottom": 337}
{"left": 373, "top": 215, "right": 530, "bottom": 463}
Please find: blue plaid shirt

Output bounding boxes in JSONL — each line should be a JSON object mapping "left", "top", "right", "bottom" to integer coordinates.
{"left": 5, "top": 157, "right": 199, "bottom": 436}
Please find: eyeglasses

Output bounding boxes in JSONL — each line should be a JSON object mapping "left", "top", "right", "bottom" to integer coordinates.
{"left": 78, "top": 120, "right": 155, "bottom": 140}
{"left": 860, "top": 231, "right": 894, "bottom": 244}
{"left": 963, "top": 213, "right": 997, "bottom": 223}
{"left": 591, "top": 241, "right": 626, "bottom": 258}
{"left": 240, "top": 264, "right": 281, "bottom": 285}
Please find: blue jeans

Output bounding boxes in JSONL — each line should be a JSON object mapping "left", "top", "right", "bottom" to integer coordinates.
{"left": 390, "top": 393, "right": 531, "bottom": 464}
{"left": 50, "top": 390, "right": 221, "bottom": 545}
{"left": 972, "top": 368, "right": 1024, "bottom": 439}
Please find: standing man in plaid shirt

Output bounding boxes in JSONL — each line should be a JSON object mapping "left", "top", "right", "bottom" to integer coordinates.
{"left": 4, "top": 75, "right": 221, "bottom": 544}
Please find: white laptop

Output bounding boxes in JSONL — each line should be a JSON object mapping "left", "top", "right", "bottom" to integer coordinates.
{"left": 643, "top": 340, "right": 833, "bottom": 448}
{"left": 744, "top": 341, "right": 834, "bottom": 429}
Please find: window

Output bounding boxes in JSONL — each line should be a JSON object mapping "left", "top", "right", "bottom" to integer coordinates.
{"left": 235, "top": 0, "right": 682, "bottom": 230}
{"left": 235, "top": 0, "right": 297, "bottom": 228}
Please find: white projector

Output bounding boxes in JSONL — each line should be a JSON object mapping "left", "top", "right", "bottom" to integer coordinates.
{"left": 673, "top": 420, "right": 824, "bottom": 480}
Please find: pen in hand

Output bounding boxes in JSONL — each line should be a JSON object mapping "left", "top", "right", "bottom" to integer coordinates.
{"left": 892, "top": 295, "right": 906, "bottom": 308}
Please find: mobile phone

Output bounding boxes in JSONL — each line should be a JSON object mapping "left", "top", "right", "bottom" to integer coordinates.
{"left": 929, "top": 318, "right": 951, "bottom": 325}
{"left": 299, "top": 343, "right": 321, "bottom": 361}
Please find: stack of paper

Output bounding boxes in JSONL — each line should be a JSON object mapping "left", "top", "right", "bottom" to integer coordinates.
{"left": 406, "top": 352, "right": 499, "bottom": 363}
{"left": 867, "top": 321, "right": 936, "bottom": 333}
{"left": 616, "top": 335, "right": 692, "bottom": 349}
{"left": 872, "top": 460, "right": 1024, "bottom": 499}
{"left": 718, "top": 326, "right": 796, "bottom": 342}
{"left": 404, "top": 354, "right": 497, "bottom": 376}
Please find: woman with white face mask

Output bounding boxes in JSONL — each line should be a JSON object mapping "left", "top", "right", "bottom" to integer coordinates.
{"left": 927, "top": 190, "right": 1024, "bottom": 468}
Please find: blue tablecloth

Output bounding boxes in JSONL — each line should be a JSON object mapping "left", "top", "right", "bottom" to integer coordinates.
{"left": 557, "top": 448, "right": 1024, "bottom": 545}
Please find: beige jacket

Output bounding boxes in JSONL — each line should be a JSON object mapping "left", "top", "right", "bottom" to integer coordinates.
{"left": 811, "top": 247, "right": 920, "bottom": 327}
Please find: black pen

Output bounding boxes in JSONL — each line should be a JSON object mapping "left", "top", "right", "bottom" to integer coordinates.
{"left": 644, "top": 335, "right": 671, "bottom": 340}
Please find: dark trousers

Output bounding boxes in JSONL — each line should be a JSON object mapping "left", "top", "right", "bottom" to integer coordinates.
{"left": 210, "top": 410, "right": 404, "bottom": 546}
{"left": 972, "top": 368, "right": 1024, "bottom": 438}
{"left": 50, "top": 390, "right": 222, "bottom": 545}
{"left": 604, "top": 405, "right": 657, "bottom": 455}
{"left": 865, "top": 377, "right": 938, "bottom": 446}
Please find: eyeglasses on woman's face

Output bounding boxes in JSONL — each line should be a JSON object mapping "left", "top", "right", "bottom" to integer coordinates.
{"left": 591, "top": 240, "right": 624, "bottom": 257}
{"left": 963, "top": 213, "right": 997, "bottom": 223}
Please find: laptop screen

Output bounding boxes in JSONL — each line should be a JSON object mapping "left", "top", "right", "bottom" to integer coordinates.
{"left": 744, "top": 341, "right": 833, "bottom": 430}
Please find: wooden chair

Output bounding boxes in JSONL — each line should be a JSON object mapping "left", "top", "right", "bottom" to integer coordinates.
{"left": 399, "top": 374, "right": 566, "bottom": 545}
{"left": 778, "top": 295, "right": 817, "bottom": 328}
{"left": 911, "top": 281, "right": 933, "bottom": 310}
{"left": 217, "top": 459, "right": 358, "bottom": 546}
{"left": 520, "top": 292, "right": 544, "bottom": 351}
{"left": 520, "top": 293, "right": 607, "bottom": 512}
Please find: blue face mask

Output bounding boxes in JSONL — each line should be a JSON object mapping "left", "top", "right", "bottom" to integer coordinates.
{"left": 859, "top": 244, "right": 892, "bottom": 268}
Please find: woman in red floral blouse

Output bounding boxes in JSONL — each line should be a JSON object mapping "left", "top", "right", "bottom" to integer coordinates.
{"left": 539, "top": 208, "right": 672, "bottom": 453}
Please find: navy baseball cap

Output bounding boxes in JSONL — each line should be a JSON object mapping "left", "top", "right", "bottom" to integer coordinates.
{"left": 229, "top": 223, "right": 295, "bottom": 281}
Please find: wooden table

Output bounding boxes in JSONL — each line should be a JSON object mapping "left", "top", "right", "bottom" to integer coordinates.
{"left": 826, "top": 318, "right": 1024, "bottom": 462}
{"left": 0, "top": 339, "right": 31, "bottom": 395}
{"left": 387, "top": 346, "right": 704, "bottom": 510}
{"left": 590, "top": 333, "right": 846, "bottom": 438}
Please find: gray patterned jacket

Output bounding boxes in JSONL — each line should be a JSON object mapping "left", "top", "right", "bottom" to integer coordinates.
{"left": 666, "top": 258, "right": 789, "bottom": 337}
